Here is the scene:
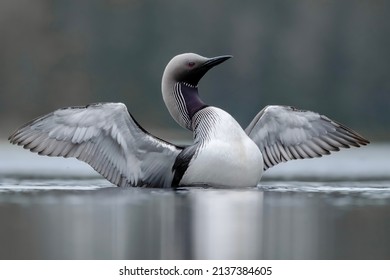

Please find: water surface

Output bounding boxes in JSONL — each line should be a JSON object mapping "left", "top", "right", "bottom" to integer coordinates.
{"left": 1, "top": 142, "right": 390, "bottom": 259}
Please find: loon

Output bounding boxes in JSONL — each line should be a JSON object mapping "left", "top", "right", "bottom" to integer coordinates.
{"left": 9, "top": 53, "right": 369, "bottom": 188}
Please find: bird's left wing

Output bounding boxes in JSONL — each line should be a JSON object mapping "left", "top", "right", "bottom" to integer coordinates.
{"left": 245, "top": 105, "right": 369, "bottom": 170}
{"left": 9, "top": 103, "right": 182, "bottom": 188}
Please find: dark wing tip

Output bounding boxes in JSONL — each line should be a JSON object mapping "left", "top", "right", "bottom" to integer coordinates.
{"left": 330, "top": 117, "right": 370, "bottom": 146}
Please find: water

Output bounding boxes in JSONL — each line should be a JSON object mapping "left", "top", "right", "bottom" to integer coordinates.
{"left": 1, "top": 142, "right": 390, "bottom": 259}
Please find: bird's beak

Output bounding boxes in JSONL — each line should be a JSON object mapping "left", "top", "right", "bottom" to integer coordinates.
{"left": 202, "top": 55, "right": 233, "bottom": 70}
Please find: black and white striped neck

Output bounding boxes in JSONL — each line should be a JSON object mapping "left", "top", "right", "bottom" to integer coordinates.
{"left": 173, "top": 82, "right": 208, "bottom": 130}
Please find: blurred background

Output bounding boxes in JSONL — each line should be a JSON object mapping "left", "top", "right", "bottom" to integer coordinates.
{"left": 0, "top": 0, "right": 389, "bottom": 141}
{"left": 1, "top": 0, "right": 390, "bottom": 261}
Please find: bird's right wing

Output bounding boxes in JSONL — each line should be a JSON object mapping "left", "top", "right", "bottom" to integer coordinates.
{"left": 9, "top": 103, "right": 182, "bottom": 188}
{"left": 245, "top": 105, "right": 369, "bottom": 170}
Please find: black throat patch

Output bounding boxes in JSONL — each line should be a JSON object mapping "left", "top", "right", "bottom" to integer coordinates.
{"left": 180, "top": 83, "right": 208, "bottom": 119}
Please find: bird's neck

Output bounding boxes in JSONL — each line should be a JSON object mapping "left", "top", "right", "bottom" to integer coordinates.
{"left": 162, "top": 81, "right": 208, "bottom": 131}
{"left": 179, "top": 83, "right": 208, "bottom": 119}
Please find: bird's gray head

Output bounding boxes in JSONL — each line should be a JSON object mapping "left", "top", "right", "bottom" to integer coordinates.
{"left": 161, "top": 53, "right": 232, "bottom": 130}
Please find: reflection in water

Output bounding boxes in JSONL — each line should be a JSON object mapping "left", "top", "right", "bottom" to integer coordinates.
{"left": 0, "top": 183, "right": 390, "bottom": 260}
{"left": 192, "top": 190, "right": 263, "bottom": 259}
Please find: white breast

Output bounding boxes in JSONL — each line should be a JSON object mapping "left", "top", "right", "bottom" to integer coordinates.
{"left": 181, "top": 107, "right": 263, "bottom": 188}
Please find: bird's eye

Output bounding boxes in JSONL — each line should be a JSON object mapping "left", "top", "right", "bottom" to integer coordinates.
{"left": 188, "top": 61, "right": 195, "bottom": 68}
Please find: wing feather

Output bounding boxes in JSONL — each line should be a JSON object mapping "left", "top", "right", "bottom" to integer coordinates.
{"left": 277, "top": 142, "right": 290, "bottom": 161}
{"left": 9, "top": 102, "right": 182, "bottom": 187}
{"left": 245, "top": 105, "right": 369, "bottom": 170}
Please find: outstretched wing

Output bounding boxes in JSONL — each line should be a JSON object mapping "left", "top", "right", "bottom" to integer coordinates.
{"left": 9, "top": 102, "right": 182, "bottom": 188}
{"left": 245, "top": 105, "right": 369, "bottom": 170}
